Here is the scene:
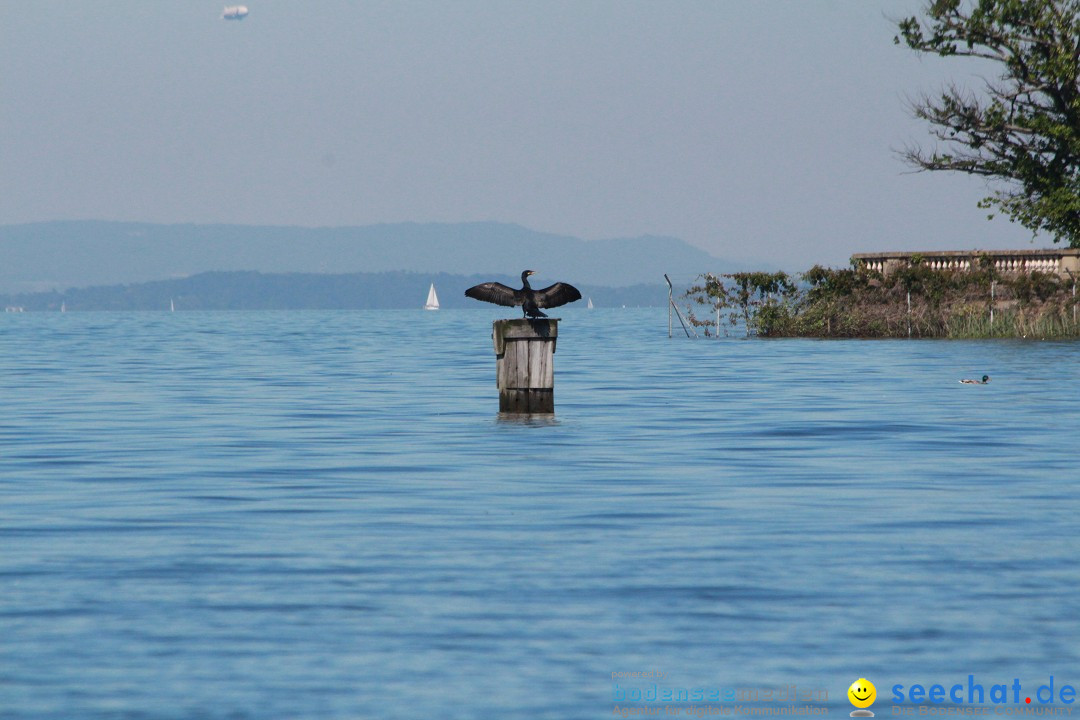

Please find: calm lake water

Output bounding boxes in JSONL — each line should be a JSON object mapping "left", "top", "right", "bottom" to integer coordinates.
{"left": 2, "top": 308, "right": 1079, "bottom": 719}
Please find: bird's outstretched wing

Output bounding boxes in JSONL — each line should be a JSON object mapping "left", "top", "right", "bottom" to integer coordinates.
{"left": 465, "top": 282, "right": 522, "bottom": 307}
{"left": 533, "top": 282, "right": 582, "bottom": 309}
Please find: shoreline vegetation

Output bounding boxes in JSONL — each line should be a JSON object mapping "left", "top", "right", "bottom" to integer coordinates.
{"left": 684, "top": 261, "right": 1080, "bottom": 340}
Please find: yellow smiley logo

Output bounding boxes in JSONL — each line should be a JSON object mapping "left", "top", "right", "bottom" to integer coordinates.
{"left": 848, "top": 678, "right": 876, "bottom": 709}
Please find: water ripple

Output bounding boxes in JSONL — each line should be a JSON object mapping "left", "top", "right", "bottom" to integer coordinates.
{"left": 1, "top": 309, "right": 1078, "bottom": 719}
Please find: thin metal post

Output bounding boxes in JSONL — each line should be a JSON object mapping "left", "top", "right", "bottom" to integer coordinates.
{"left": 666, "top": 275, "right": 673, "bottom": 338}
{"left": 906, "top": 291, "right": 912, "bottom": 338}
{"left": 664, "top": 274, "right": 695, "bottom": 338}
{"left": 670, "top": 298, "right": 695, "bottom": 337}
{"left": 990, "top": 281, "right": 996, "bottom": 330}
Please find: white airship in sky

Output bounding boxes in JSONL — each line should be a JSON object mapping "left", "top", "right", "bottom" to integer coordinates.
{"left": 221, "top": 5, "right": 249, "bottom": 20}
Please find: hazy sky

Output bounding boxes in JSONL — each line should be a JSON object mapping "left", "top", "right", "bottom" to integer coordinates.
{"left": 0, "top": 1, "right": 1046, "bottom": 269}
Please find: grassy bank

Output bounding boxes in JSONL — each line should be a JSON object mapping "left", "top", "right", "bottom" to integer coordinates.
{"left": 684, "top": 263, "right": 1080, "bottom": 339}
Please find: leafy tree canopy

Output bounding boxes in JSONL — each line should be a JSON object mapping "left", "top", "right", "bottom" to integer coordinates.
{"left": 897, "top": 0, "right": 1080, "bottom": 246}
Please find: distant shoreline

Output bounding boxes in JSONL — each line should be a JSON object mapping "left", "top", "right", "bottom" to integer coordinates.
{"left": 0, "top": 270, "right": 665, "bottom": 312}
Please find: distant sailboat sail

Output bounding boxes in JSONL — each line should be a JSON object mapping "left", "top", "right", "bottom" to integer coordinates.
{"left": 424, "top": 283, "right": 440, "bottom": 310}
{"left": 587, "top": 297, "right": 594, "bottom": 309}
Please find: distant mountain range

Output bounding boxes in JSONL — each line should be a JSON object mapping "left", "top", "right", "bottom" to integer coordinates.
{"left": 0, "top": 220, "right": 738, "bottom": 295}
{"left": 0, "top": 270, "right": 667, "bottom": 311}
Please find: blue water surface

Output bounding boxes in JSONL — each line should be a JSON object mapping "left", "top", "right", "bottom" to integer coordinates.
{"left": 1, "top": 308, "right": 1078, "bottom": 719}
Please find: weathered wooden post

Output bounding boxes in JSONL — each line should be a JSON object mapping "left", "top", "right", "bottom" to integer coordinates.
{"left": 492, "top": 318, "right": 558, "bottom": 414}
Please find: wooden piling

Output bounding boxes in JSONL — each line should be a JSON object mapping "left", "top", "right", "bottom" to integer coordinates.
{"left": 492, "top": 318, "right": 558, "bottom": 414}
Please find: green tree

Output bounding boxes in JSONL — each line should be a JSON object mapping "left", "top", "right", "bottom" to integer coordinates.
{"left": 684, "top": 271, "right": 796, "bottom": 336}
{"left": 897, "top": 0, "right": 1080, "bottom": 246}
{"left": 684, "top": 273, "right": 734, "bottom": 336}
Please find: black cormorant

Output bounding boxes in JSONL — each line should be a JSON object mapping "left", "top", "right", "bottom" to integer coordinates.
{"left": 465, "top": 270, "right": 582, "bottom": 318}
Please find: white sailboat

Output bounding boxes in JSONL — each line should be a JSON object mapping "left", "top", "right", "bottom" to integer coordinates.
{"left": 170, "top": 298, "right": 175, "bottom": 312}
{"left": 587, "top": 297, "right": 594, "bottom": 309}
{"left": 424, "top": 283, "right": 440, "bottom": 310}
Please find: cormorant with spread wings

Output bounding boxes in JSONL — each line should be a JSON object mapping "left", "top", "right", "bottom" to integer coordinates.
{"left": 465, "top": 270, "right": 582, "bottom": 318}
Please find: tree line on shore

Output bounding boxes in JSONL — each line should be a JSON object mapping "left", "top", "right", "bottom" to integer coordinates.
{"left": 684, "top": 261, "right": 1080, "bottom": 339}
{"left": 675, "top": 0, "right": 1080, "bottom": 340}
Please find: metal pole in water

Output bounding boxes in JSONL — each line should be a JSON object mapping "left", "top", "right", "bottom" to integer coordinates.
{"left": 664, "top": 275, "right": 695, "bottom": 338}
{"left": 666, "top": 275, "right": 672, "bottom": 338}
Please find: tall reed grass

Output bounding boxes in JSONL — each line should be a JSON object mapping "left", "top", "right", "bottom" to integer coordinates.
{"left": 946, "top": 308, "right": 1080, "bottom": 339}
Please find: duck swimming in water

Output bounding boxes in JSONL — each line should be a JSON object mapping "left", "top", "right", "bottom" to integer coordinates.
{"left": 959, "top": 375, "right": 990, "bottom": 384}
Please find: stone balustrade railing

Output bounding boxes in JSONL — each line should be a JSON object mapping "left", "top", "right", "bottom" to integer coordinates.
{"left": 851, "top": 249, "right": 1080, "bottom": 277}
